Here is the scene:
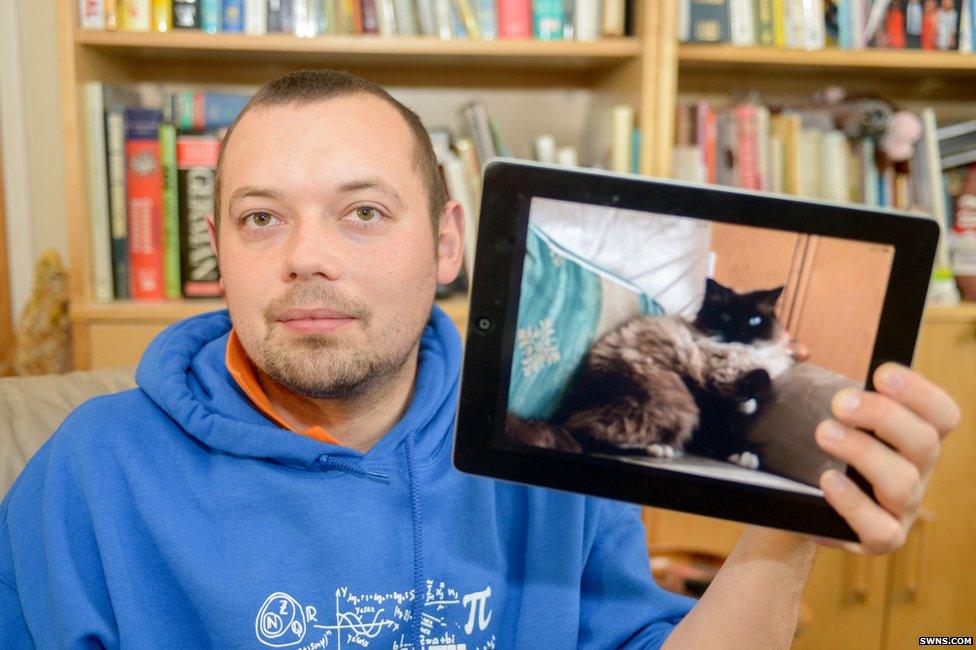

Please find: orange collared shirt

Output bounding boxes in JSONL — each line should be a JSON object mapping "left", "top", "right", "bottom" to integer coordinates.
{"left": 225, "top": 329, "right": 341, "bottom": 445}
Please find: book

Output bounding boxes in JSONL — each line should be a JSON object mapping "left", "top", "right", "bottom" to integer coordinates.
{"left": 610, "top": 104, "right": 634, "bottom": 174}
{"left": 125, "top": 107, "right": 165, "bottom": 300}
{"left": 106, "top": 0, "right": 121, "bottom": 29}
{"left": 124, "top": 0, "right": 152, "bottom": 30}
{"left": 174, "top": 0, "right": 201, "bottom": 27}
{"left": 498, "top": 0, "right": 532, "bottom": 36}
{"left": 394, "top": 0, "right": 420, "bottom": 34}
{"left": 106, "top": 108, "right": 130, "bottom": 299}
{"left": 79, "top": 0, "right": 106, "bottom": 28}
{"left": 376, "top": 0, "right": 397, "bottom": 35}
{"left": 177, "top": 136, "right": 223, "bottom": 298}
{"left": 533, "top": 0, "right": 564, "bottom": 39}
{"left": 602, "top": 0, "right": 625, "bottom": 35}
{"left": 201, "top": 0, "right": 222, "bottom": 31}
{"left": 222, "top": 0, "right": 246, "bottom": 31}
{"left": 688, "top": 0, "right": 731, "bottom": 42}
{"left": 246, "top": 0, "right": 268, "bottom": 33}
{"left": 754, "top": 0, "right": 775, "bottom": 44}
{"left": 574, "top": 0, "right": 599, "bottom": 39}
{"left": 361, "top": 0, "right": 380, "bottom": 32}
{"left": 153, "top": 0, "right": 172, "bottom": 30}
{"left": 159, "top": 123, "right": 181, "bottom": 299}
{"left": 937, "top": 118, "right": 976, "bottom": 169}
{"left": 416, "top": 0, "right": 438, "bottom": 34}
{"left": 173, "top": 92, "right": 251, "bottom": 132}
{"left": 731, "top": 0, "right": 756, "bottom": 44}
{"left": 456, "top": 0, "right": 482, "bottom": 37}
{"left": 478, "top": 0, "right": 499, "bottom": 37}
{"left": 83, "top": 82, "right": 113, "bottom": 302}
{"left": 459, "top": 101, "right": 498, "bottom": 168}
{"left": 267, "top": 0, "right": 294, "bottom": 30}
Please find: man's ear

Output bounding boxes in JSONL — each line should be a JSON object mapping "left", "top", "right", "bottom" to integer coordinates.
{"left": 436, "top": 199, "right": 465, "bottom": 286}
{"left": 207, "top": 213, "right": 224, "bottom": 290}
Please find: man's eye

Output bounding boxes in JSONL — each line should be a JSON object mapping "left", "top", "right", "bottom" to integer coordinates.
{"left": 349, "top": 206, "right": 383, "bottom": 224}
{"left": 242, "top": 211, "right": 279, "bottom": 228}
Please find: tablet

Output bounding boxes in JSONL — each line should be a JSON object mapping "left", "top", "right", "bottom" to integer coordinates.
{"left": 453, "top": 158, "right": 939, "bottom": 541}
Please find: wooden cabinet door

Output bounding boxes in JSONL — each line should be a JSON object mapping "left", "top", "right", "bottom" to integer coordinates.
{"left": 882, "top": 314, "right": 976, "bottom": 646}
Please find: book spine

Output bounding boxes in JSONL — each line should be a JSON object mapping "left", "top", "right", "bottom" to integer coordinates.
{"left": 803, "top": 0, "right": 825, "bottom": 48}
{"left": 610, "top": 104, "right": 633, "bottom": 173}
{"left": 124, "top": 0, "right": 152, "bottom": 30}
{"left": 837, "top": 0, "right": 851, "bottom": 47}
{"left": 361, "top": 0, "right": 380, "bottom": 32}
{"left": 574, "top": 0, "right": 599, "bottom": 39}
{"left": 222, "top": 0, "right": 245, "bottom": 31}
{"left": 456, "top": 0, "right": 482, "bottom": 37}
{"left": 177, "top": 137, "right": 223, "bottom": 297}
{"left": 199, "top": 93, "right": 251, "bottom": 131}
{"left": 105, "top": 108, "right": 130, "bottom": 299}
{"left": 106, "top": 0, "right": 120, "bottom": 29}
{"left": 562, "top": 0, "right": 575, "bottom": 38}
{"left": 201, "top": 0, "right": 222, "bottom": 31}
{"left": 498, "top": 0, "right": 532, "bottom": 36}
{"left": 347, "top": 0, "right": 364, "bottom": 32}
{"left": 174, "top": 0, "right": 202, "bottom": 27}
{"left": 394, "top": 0, "right": 419, "bottom": 34}
{"left": 246, "top": 0, "right": 268, "bottom": 32}
{"left": 478, "top": 0, "right": 498, "bottom": 37}
{"left": 971, "top": 0, "right": 976, "bottom": 52}
{"left": 730, "top": 0, "right": 755, "bottom": 44}
{"left": 754, "top": 0, "right": 774, "bottom": 44}
{"left": 322, "top": 0, "right": 339, "bottom": 33}
{"left": 412, "top": 0, "right": 434, "bottom": 33}
{"left": 84, "top": 83, "right": 114, "bottom": 302}
{"left": 267, "top": 0, "right": 284, "bottom": 29}
{"left": 125, "top": 108, "right": 165, "bottom": 300}
{"left": 159, "top": 123, "right": 181, "bottom": 300}
{"left": 601, "top": 0, "right": 624, "bottom": 35}
{"left": 772, "top": 0, "right": 786, "bottom": 45}
{"left": 862, "top": 138, "right": 879, "bottom": 205}
{"left": 734, "top": 104, "right": 759, "bottom": 190}
{"left": 153, "top": 0, "right": 172, "bottom": 30}
{"left": 79, "top": 0, "right": 106, "bottom": 28}
{"left": 375, "top": 0, "right": 397, "bottom": 35}
{"left": 689, "top": 0, "right": 731, "bottom": 42}
{"left": 755, "top": 105, "right": 771, "bottom": 191}
{"left": 533, "top": 0, "right": 564, "bottom": 39}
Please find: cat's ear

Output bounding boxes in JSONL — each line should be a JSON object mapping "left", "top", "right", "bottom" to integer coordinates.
{"left": 705, "top": 277, "right": 731, "bottom": 300}
{"left": 755, "top": 285, "right": 785, "bottom": 309}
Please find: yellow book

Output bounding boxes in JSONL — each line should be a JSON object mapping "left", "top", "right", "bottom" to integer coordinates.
{"left": 153, "top": 0, "right": 172, "bottom": 31}
{"left": 772, "top": 0, "right": 786, "bottom": 47}
{"left": 771, "top": 113, "right": 801, "bottom": 195}
{"left": 455, "top": 0, "right": 481, "bottom": 39}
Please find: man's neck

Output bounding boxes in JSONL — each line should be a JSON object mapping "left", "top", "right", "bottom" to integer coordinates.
{"left": 256, "top": 350, "right": 420, "bottom": 454}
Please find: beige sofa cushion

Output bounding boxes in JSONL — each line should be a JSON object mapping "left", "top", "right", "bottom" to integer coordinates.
{"left": 0, "top": 366, "right": 137, "bottom": 498}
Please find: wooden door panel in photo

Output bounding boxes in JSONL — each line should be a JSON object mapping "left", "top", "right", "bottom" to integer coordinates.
{"left": 789, "top": 237, "right": 894, "bottom": 383}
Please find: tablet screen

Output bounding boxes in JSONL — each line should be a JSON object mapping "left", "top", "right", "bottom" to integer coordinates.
{"left": 500, "top": 196, "right": 895, "bottom": 497}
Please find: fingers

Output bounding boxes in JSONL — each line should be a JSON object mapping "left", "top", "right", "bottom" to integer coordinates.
{"left": 872, "top": 363, "right": 961, "bottom": 438}
{"left": 830, "top": 387, "right": 941, "bottom": 477}
{"left": 818, "top": 468, "right": 908, "bottom": 555}
{"left": 815, "top": 420, "right": 923, "bottom": 517}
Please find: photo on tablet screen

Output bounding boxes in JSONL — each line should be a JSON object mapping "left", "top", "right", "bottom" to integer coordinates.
{"left": 500, "top": 196, "right": 895, "bottom": 497}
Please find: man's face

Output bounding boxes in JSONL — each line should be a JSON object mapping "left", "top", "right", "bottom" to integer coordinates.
{"left": 213, "top": 94, "right": 461, "bottom": 399}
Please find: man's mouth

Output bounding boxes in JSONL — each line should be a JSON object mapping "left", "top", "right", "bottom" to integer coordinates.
{"left": 275, "top": 308, "right": 357, "bottom": 335}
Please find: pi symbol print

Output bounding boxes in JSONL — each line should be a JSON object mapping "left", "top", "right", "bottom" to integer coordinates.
{"left": 256, "top": 592, "right": 313, "bottom": 647}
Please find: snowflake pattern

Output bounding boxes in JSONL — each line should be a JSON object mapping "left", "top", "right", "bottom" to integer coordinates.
{"left": 517, "top": 317, "right": 561, "bottom": 377}
{"left": 549, "top": 248, "right": 565, "bottom": 267}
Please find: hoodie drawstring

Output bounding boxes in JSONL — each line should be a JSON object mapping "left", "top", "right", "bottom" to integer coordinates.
{"left": 404, "top": 430, "right": 425, "bottom": 646}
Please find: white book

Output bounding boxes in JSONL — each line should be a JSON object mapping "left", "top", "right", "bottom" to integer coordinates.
{"left": 850, "top": 0, "right": 866, "bottom": 48}
{"left": 434, "top": 0, "right": 454, "bottom": 38}
{"left": 821, "top": 131, "right": 850, "bottom": 203}
{"left": 960, "top": 0, "right": 972, "bottom": 53}
{"left": 575, "top": 0, "right": 600, "bottom": 40}
{"left": 803, "top": 0, "right": 826, "bottom": 49}
{"left": 377, "top": 0, "right": 398, "bottom": 36}
{"left": 610, "top": 104, "right": 634, "bottom": 174}
{"left": 921, "top": 108, "right": 955, "bottom": 272}
{"left": 293, "top": 0, "right": 316, "bottom": 36}
{"left": 671, "top": 145, "right": 706, "bottom": 183}
{"left": 394, "top": 0, "right": 419, "bottom": 35}
{"left": 246, "top": 0, "right": 267, "bottom": 34}
{"left": 123, "top": 0, "right": 151, "bottom": 31}
{"left": 416, "top": 0, "right": 437, "bottom": 35}
{"left": 83, "top": 82, "right": 114, "bottom": 302}
{"left": 730, "top": 0, "right": 756, "bottom": 45}
{"left": 78, "top": 0, "right": 105, "bottom": 29}
{"left": 678, "top": 0, "right": 690, "bottom": 41}
{"left": 785, "top": 0, "right": 806, "bottom": 48}
{"left": 769, "top": 135, "right": 785, "bottom": 194}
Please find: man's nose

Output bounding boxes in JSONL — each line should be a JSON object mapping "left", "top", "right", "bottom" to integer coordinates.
{"left": 282, "top": 217, "right": 343, "bottom": 282}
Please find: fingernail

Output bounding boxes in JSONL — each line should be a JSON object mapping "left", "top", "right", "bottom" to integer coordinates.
{"left": 879, "top": 365, "right": 905, "bottom": 391}
{"left": 819, "top": 421, "right": 846, "bottom": 442}
{"left": 836, "top": 390, "right": 861, "bottom": 413}
{"left": 823, "top": 470, "right": 853, "bottom": 494}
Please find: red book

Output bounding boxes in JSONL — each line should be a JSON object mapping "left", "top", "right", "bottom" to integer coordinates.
{"left": 497, "top": 0, "right": 531, "bottom": 38}
{"left": 703, "top": 111, "right": 718, "bottom": 185}
{"left": 125, "top": 108, "right": 165, "bottom": 300}
{"left": 361, "top": 0, "right": 379, "bottom": 33}
{"left": 734, "top": 103, "right": 760, "bottom": 190}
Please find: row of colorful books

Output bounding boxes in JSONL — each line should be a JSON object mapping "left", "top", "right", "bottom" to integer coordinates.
{"left": 671, "top": 98, "right": 976, "bottom": 302}
{"left": 83, "top": 83, "right": 245, "bottom": 301}
{"left": 78, "top": 0, "right": 636, "bottom": 40}
{"left": 680, "top": 0, "right": 976, "bottom": 53}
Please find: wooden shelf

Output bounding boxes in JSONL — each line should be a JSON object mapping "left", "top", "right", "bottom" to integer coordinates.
{"left": 679, "top": 44, "right": 976, "bottom": 75}
{"left": 75, "top": 29, "right": 641, "bottom": 70}
{"left": 923, "top": 301, "right": 976, "bottom": 324}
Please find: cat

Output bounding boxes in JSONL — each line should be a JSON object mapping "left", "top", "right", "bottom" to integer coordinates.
{"left": 506, "top": 278, "right": 797, "bottom": 469}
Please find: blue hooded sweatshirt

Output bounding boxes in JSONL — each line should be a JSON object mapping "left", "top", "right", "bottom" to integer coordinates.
{"left": 0, "top": 306, "right": 697, "bottom": 648}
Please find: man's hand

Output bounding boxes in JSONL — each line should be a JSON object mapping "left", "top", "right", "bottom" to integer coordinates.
{"left": 810, "top": 362, "right": 961, "bottom": 554}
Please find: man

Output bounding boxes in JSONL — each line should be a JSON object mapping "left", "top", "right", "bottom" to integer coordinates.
{"left": 0, "top": 70, "right": 960, "bottom": 648}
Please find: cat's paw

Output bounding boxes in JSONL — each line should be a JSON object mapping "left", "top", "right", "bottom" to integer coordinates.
{"left": 738, "top": 398, "right": 758, "bottom": 415}
{"left": 647, "top": 444, "right": 677, "bottom": 459}
{"left": 727, "top": 451, "right": 760, "bottom": 469}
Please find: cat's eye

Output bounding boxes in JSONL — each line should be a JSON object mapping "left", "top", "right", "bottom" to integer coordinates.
{"left": 749, "top": 316, "right": 762, "bottom": 326}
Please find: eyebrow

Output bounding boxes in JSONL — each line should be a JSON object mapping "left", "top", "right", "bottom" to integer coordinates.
{"left": 338, "top": 178, "right": 407, "bottom": 210}
{"left": 228, "top": 186, "right": 284, "bottom": 212}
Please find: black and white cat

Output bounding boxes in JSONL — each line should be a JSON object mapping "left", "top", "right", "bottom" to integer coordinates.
{"left": 506, "top": 278, "right": 798, "bottom": 469}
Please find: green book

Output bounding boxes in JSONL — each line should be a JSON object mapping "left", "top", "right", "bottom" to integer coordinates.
{"left": 532, "top": 0, "right": 563, "bottom": 40}
{"left": 159, "top": 122, "right": 182, "bottom": 300}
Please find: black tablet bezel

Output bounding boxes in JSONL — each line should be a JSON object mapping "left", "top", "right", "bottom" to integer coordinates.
{"left": 453, "top": 158, "right": 940, "bottom": 541}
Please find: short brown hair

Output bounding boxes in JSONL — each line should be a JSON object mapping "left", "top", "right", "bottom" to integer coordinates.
{"left": 213, "top": 69, "right": 448, "bottom": 238}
